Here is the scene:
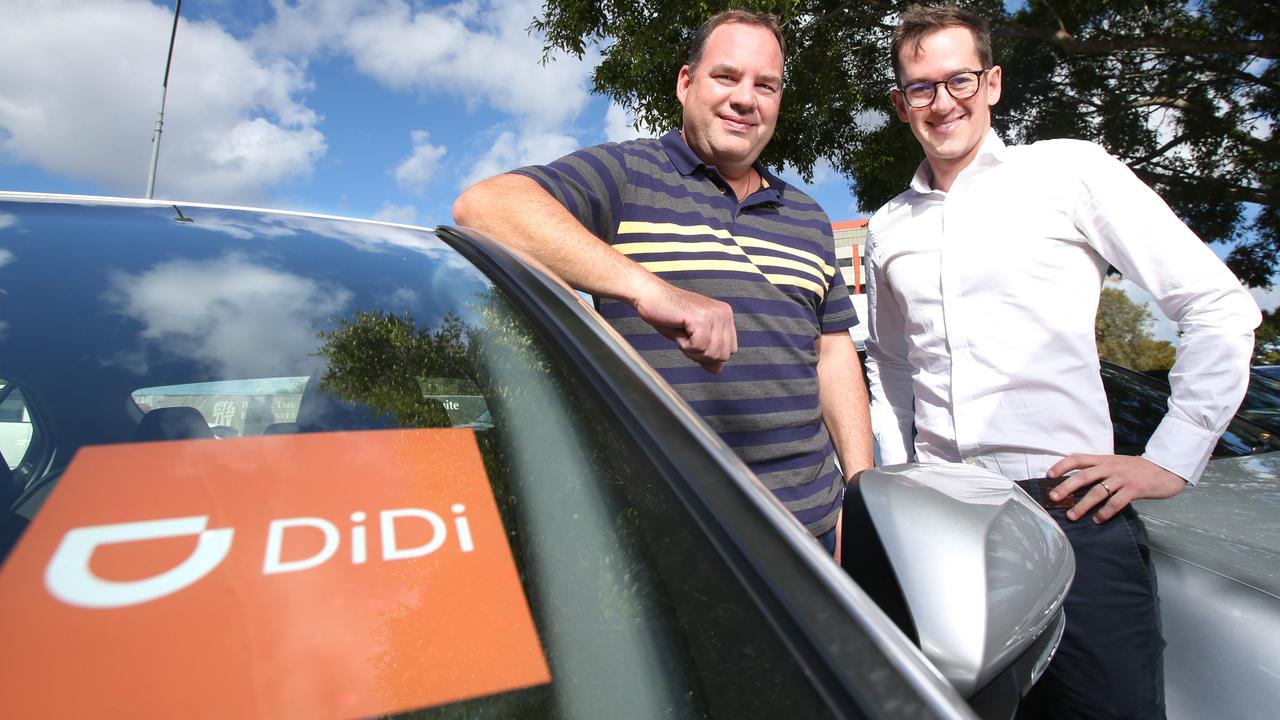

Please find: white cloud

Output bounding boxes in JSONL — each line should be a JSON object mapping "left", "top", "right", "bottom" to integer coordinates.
{"left": 0, "top": 213, "right": 14, "bottom": 269}
{"left": 604, "top": 103, "right": 646, "bottom": 143}
{"left": 393, "top": 131, "right": 447, "bottom": 194}
{"left": 461, "top": 128, "right": 579, "bottom": 188}
{"left": 107, "top": 253, "right": 352, "bottom": 377}
{"left": 374, "top": 201, "right": 420, "bottom": 225}
{"left": 0, "top": 0, "right": 325, "bottom": 203}
{"left": 255, "top": 0, "right": 597, "bottom": 131}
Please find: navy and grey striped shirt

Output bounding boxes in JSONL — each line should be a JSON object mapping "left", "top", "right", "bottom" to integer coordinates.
{"left": 515, "top": 131, "right": 859, "bottom": 535}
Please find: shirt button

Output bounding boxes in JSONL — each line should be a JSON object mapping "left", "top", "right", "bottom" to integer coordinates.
{"left": 962, "top": 457, "right": 978, "bottom": 466}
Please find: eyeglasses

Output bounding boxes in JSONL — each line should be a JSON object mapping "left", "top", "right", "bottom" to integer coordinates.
{"left": 897, "top": 69, "right": 989, "bottom": 108}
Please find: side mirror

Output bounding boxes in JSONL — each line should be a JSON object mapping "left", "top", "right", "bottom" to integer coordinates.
{"left": 842, "top": 463, "right": 1074, "bottom": 719}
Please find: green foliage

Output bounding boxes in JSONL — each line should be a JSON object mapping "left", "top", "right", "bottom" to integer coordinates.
{"left": 1256, "top": 307, "right": 1280, "bottom": 365}
{"left": 314, "top": 310, "right": 476, "bottom": 427}
{"left": 1095, "top": 286, "right": 1177, "bottom": 370}
{"left": 534, "top": 0, "right": 1279, "bottom": 285}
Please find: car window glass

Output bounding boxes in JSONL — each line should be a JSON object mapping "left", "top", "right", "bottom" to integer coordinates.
{"left": 131, "top": 377, "right": 308, "bottom": 438}
{"left": 1101, "top": 365, "right": 1263, "bottom": 457}
{"left": 0, "top": 381, "right": 41, "bottom": 478}
{"left": 1239, "top": 373, "right": 1280, "bottom": 431}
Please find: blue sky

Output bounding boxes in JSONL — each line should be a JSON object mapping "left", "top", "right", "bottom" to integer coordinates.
{"left": 0, "top": 0, "right": 860, "bottom": 226}
{"left": 1, "top": 0, "right": 1273, "bottom": 331}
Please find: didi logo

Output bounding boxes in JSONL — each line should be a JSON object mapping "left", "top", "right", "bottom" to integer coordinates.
{"left": 0, "top": 430, "right": 550, "bottom": 720}
{"left": 45, "top": 516, "right": 233, "bottom": 609}
{"left": 44, "top": 506, "right": 474, "bottom": 609}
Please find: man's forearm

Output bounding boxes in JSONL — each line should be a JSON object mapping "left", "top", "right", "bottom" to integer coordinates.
{"left": 452, "top": 173, "right": 653, "bottom": 302}
{"left": 816, "top": 331, "right": 874, "bottom": 478}
{"left": 453, "top": 173, "right": 738, "bottom": 371}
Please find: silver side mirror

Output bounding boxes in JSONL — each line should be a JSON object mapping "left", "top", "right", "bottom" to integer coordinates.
{"left": 846, "top": 463, "right": 1074, "bottom": 716}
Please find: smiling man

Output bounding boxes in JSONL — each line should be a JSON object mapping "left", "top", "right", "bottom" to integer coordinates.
{"left": 865, "top": 4, "right": 1260, "bottom": 718}
{"left": 453, "top": 10, "right": 872, "bottom": 553}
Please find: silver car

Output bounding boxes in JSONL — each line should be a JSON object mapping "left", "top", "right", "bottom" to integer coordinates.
{"left": 0, "top": 193, "right": 1071, "bottom": 720}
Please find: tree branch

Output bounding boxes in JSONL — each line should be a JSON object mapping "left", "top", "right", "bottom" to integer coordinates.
{"left": 1182, "top": 58, "right": 1280, "bottom": 93}
{"left": 1136, "top": 168, "right": 1279, "bottom": 206}
{"left": 1126, "top": 133, "right": 1192, "bottom": 169}
{"left": 1130, "top": 96, "right": 1196, "bottom": 111}
{"left": 1126, "top": 96, "right": 1274, "bottom": 153}
{"left": 994, "top": 22, "right": 1278, "bottom": 58}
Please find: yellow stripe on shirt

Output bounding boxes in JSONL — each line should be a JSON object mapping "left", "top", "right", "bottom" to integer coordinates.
{"left": 634, "top": 260, "right": 826, "bottom": 298}
{"left": 618, "top": 221, "right": 835, "bottom": 278}
{"left": 615, "top": 240, "right": 748, "bottom": 257}
{"left": 616, "top": 221, "right": 829, "bottom": 297}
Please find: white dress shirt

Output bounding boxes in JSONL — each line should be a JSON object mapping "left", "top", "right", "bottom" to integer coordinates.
{"left": 865, "top": 131, "right": 1260, "bottom": 484}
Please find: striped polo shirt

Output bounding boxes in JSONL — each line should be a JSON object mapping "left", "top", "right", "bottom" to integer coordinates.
{"left": 515, "top": 130, "right": 859, "bottom": 535}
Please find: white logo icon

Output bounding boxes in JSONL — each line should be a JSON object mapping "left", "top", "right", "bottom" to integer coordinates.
{"left": 44, "top": 516, "right": 233, "bottom": 609}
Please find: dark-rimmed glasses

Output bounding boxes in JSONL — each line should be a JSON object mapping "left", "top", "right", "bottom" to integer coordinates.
{"left": 897, "top": 69, "right": 989, "bottom": 108}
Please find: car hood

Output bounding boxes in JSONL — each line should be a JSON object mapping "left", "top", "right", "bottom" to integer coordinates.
{"left": 1135, "top": 450, "right": 1280, "bottom": 599}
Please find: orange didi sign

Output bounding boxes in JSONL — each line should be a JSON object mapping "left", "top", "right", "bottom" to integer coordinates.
{"left": 0, "top": 429, "right": 550, "bottom": 718}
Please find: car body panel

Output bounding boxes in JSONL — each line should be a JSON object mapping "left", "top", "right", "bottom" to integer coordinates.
{"left": 1136, "top": 453, "right": 1280, "bottom": 596}
{"left": 1133, "top": 454, "right": 1280, "bottom": 720}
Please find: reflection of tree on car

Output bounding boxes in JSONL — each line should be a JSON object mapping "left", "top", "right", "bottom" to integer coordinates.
{"left": 313, "top": 302, "right": 715, "bottom": 717}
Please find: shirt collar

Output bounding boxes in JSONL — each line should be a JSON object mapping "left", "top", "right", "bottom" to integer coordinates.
{"left": 908, "top": 128, "right": 1007, "bottom": 195}
{"left": 661, "top": 129, "right": 703, "bottom": 176}
{"left": 659, "top": 129, "right": 783, "bottom": 205}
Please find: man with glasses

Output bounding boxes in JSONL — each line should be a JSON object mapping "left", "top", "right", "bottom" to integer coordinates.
{"left": 865, "top": 5, "right": 1259, "bottom": 718}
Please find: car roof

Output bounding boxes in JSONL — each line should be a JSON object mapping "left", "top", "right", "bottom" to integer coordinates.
{"left": 0, "top": 191, "right": 438, "bottom": 233}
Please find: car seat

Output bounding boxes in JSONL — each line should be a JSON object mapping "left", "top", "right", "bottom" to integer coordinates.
{"left": 134, "top": 407, "right": 216, "bottom": 442}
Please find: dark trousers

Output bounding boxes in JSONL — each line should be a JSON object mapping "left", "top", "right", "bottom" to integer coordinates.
{"left": 1017, "top": 504, "right": 1166, "bottom": 720}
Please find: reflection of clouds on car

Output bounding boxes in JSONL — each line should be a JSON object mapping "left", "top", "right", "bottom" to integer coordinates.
{"left": 171, "top": 205, "right": 465, "bottom": 264}
{"left": 168, "top": 207, "right": 488, "bottom": 322}
{"left": 105, "top": 252, "right": 351, "bottom": 378}
{"left": 0, "top": 221, "right": 13, "bottom": 343}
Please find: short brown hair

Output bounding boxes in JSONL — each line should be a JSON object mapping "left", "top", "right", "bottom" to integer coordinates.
{"left": 687, "top": 9, "right": 786, "bottom": 71}
{"left": 891, "top": 4, "right": 992, "bottom": 83}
